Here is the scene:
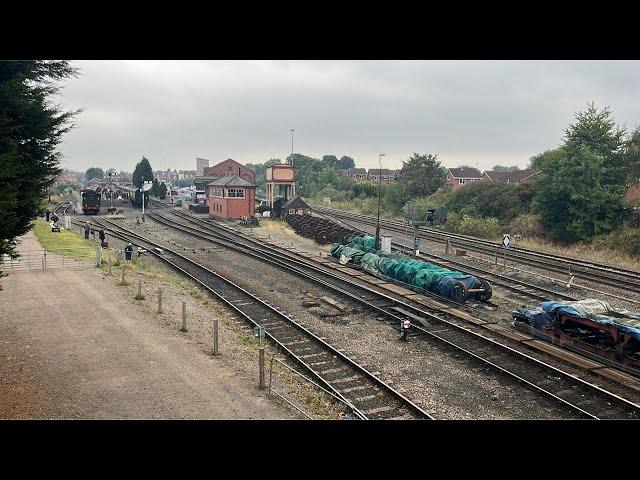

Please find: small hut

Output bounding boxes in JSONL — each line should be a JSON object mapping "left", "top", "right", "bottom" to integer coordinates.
{"left": 281, "top": 195, "right": 311, "bottom": 219}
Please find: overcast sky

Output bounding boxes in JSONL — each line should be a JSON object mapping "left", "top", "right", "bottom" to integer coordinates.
{"left": 55, "top": 60, "right": 640, "bottom": 173}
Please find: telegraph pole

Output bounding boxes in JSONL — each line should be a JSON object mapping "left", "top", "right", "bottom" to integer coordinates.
{"left": 375, "top": 153, "right": 386, "bottom": 250}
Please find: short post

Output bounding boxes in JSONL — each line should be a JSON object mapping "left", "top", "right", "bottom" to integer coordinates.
{"left": 108, "top": 257, "right": 112, "bottom": 275}
{"left": 180, "top": 301, "right": 187, "bottom": 332}
{"left": 41, "top": 257, "right": 45, "bottom": 271}
{"left": 136, "top": 278, "right": 142, "bottom": 299}
{"left": 157, "top": 288, "right": 162, "bottom": 313}
{"left": 121, "top": 264, "right": 125, "bottom": 283}
{"left": 494, "top": 249, "right": 498, "bottom": 266}
{"left": 445, "top": 238, "right": 450, "bottom": 255}
{"left": 213, "top": 319, "right": 219, "bottom": 355}
{"left": 259, "top": 346, "right": 265, "bottom": 389}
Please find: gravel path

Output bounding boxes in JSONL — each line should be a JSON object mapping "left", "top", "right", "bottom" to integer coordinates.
{"left": 0, "top": 232, "right": 298, "bottom": 419}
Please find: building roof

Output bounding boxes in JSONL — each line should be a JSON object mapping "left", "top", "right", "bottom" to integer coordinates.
{"left": 206, "top": 175, "right": 255, "bottom": 187}
{"left": 483, "top": 169, "right": 539, "bottom": 183}
{"left": 282, "top": 195, "right": 311, "bottom": 211}
{"left": 447, "top": 167, "right": 483, "bottom": 179}
{"left": 369, "top": 168, "right": 396, "bottom": 176}
{"left": 341, "top": 168, "right": 368, "bottom": 175}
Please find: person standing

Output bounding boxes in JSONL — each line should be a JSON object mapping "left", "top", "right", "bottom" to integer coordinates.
{"left": 98, "top": 229, "right": 106, "bottom": 247}
{"left": 84, "top": 222, "right": 90, "bottom": 239}
{"left": 124, "top": 242, "right": 134, "bottom": 261}
{"left": 45, "top": 209, "right": 50, "bottom": 222}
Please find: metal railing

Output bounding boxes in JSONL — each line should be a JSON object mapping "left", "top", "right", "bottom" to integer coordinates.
{"left": 268, "top": 356, "right": 366, "bottom": 420}
{"left": 1, "top": 250, "right": 93, "bottom": 272}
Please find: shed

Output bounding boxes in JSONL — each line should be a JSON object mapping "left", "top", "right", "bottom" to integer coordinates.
{"left": 282, "top": 195, "right": 311, "bottom": 219}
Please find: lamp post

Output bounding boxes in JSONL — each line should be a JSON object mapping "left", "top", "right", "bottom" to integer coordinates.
{"left": 290, "top": 128, "right": 295, "bottom": 163}
{"left": 375, "top": 153, "right": 386, "bottom": 250}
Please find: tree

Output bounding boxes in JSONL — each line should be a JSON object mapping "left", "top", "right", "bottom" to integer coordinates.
{"left": 532, "top": 104, "right": 627, "bottom": 242}
{"left": 491, "top": 165, "right": 520, "bottom": 172}
{"left": 340, "top": 156, "right": 355, "bottom": 169}
{"left": 158, "top": 182, "right": 167, "bottom": 200}
{"left": 85, "top": 167, "right": 104, "bottom": 181}
{"left": 132, "top": 156, "right": 154, "bottom": 188}
{"left": 398, "top": 153, "right": 446, "bottom": 199}
{"left": 321, "top": 155, "right": 339, "bottom": 169}
{"left": 0, "top": 60, "right": 79, "bottom": 282}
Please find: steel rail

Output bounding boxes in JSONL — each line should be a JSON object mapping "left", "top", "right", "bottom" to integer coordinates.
{"left": 313, "top": 205, "right": 640, "bottom": 292}
{"left": 83, "top": 217, "right": 432, "bottom": 421}
{"left": 145, "top": 208, "right": 640, "bottom": 419}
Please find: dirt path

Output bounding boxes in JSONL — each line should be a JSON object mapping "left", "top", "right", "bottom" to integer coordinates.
{"left": 0, "top": 233, "right": 297, "bottom": 419}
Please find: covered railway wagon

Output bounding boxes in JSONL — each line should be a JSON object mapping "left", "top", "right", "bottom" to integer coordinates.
{"left": 513, "top": 299, "right": 640, "bottom": 370}
{"left": 118, "top": 185, "right": 149, "bottom": 209}
{"left": 81, "top": 188, "right": 101, "bottom": 214}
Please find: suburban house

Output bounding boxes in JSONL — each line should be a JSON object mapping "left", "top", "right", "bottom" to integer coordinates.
{"left": 368, "top": 168, "right": 399, "bottom": 184}
{"left": 445, "top": 167, "right": 484, "bottom": 189}
{"left": 340, "top": 168, "right": 368, "bottom": 180}
{"left": 481, "top": 169, "right": 540, "bottom": 184}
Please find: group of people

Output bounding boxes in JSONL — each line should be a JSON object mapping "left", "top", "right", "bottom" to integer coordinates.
{"left": 83, "top": 221, "right": 134, "bottom": 261}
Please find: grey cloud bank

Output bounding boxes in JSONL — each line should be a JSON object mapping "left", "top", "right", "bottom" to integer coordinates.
{"left": 56, "top": 60, "right": 640, "bottom": 173}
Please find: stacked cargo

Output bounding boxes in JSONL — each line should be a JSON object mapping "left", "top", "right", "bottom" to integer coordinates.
{"left": 331, "top": 234, "right": 492, "bottom": 303}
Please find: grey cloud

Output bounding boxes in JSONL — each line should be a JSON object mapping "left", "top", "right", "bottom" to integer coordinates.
{"left": 56, "top": 60, "right": 640, "bottom": 173}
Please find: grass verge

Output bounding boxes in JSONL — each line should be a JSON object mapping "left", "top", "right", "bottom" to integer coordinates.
{"left": 31, "top": 219, "right": 97, "bottom": 261}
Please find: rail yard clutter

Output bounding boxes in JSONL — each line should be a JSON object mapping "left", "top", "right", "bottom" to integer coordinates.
{"left": 513, "top": 299, "right": 640, "bottom": 369}
{"left": 331, "top": 234, "right": 492, "bottom": 303}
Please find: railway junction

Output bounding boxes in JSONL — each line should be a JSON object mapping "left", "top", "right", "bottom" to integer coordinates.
{"left": 3, "top": 195, "right": 640, "bottom": 420}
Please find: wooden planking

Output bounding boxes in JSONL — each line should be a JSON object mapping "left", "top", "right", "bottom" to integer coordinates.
{"left": 521, "top": 339, "right": 604, "bottom": 370}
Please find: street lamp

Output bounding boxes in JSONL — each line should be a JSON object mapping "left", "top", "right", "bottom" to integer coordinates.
{"left": 375, "top": 153, "right": 386, "bottom": 250}
{"left": 290, "top": 128, "right": 295, "bottom": 163}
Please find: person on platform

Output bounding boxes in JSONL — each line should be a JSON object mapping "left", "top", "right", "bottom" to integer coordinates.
{"left": 98, "top": 229, "right": 106, "bottom": 247}
{"left": 84, "top": 222, "right": 90, "bottom": 239}
{"left": 124, "top": 243, "right": 134, "bottom": 261}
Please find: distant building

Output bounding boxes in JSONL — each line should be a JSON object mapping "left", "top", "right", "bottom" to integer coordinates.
{"left": 55, "top": 171, "right": 77, "bottom": 184}
{"left": 195, "top": 158, "right": 256, "bottom": 192}
{"left": 482, "top": 169, "right": 540, "bottom": 184}
{"left": 340, "top": 168, "right": 368, "bottom": 181}
{"left": 445, "top": 167, "right": 484, "bottom": 189}
{"left": 282, "top": 195, "right": 311, "bottom": 219}
{"left": 196, "top": 157, "right": 210, "bottom": 176}
{"left": 368, "top": 168, "right": 398, "bottom": 184}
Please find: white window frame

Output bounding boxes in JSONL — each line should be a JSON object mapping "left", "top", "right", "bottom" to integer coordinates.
{"left": 227, "top": 188, "right": 245, "bottom": 198}
{"left": 459, "top": 178, "right": 466, "bottom": 185}
{"left": 289, "top": 208, "right": 295, "bottom": 214}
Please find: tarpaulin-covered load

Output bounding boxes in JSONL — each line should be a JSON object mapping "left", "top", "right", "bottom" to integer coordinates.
{"left": 513, "top": 299, "right": 640, "bottom": 342}
{"left": 337, "top": 246, "right": 367, "bottom": 265}
{"left": 329, "top": 239, "right": 491, "bottom": 302}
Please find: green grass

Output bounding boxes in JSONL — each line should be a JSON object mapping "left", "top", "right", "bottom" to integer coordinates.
{"left": 32, "top": 220, "right": 98, "bottom": 260}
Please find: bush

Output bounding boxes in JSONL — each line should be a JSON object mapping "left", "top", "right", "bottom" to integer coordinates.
{"left": 592, "top": 227, "right": 640, "bottom": 256}
{"left": 508, "top": 214, "right": 545, "bottom": 238}
{"left": 447, "top": 214, "right": 502, "bottom": 240}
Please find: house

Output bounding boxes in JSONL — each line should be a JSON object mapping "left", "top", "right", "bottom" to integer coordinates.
{"left": 482, "top": 169, "right": 540, "bottom": 184}
{"left": 445, "top": 167, "right": 483, "bottom": 189}
{"left": 368, "top": 168, "right": 397, "bottom": 184}
{"left": 207, "top": 175, "right": 256, "bottom": 220}
{"left": 340, "top": 168, "right": 368, "bottom": 180}
{"left": 282, "top": 195, "right": 311, "bottom": 219}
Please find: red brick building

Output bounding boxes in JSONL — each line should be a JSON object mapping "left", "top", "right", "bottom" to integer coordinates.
{"left": 445, "top": 167, "right": 484, "bottom": 189}
{"left": 207, "top": 175, "right": 256, "bottom": 220}
{"left": 203, "top": 158, "right": 255, "bottom": 183}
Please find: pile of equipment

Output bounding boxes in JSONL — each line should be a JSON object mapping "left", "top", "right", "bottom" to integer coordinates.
{"left": 513, "top": 299, "right": 640, "bottom": 368}
{"left": 331, "top": 234, "right": 492, "bottom": 303}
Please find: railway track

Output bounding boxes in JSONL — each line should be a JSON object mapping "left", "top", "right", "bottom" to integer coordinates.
{"left": 313, "top": 205, "right": 640, "bottom": 296}
{"left": 78, "top": 216, "right": 431, "bottom": 421}
{"left": 139, "top": 206, "right": 640, "bottom": 419}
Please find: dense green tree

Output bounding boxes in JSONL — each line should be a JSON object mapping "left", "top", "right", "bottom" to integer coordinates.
{"left": 339, "top": 156, "right": 355, "bottom": 169}
{"left": 158, "top": 182, "right": 167, "bottom": 200}
{"left": 446, "top": 181, "right": 531, "bottom": 221}
{"left": 0, "top": 60, "right": 79, "bottom": 281}
{"left": 321, "top": 155, "right": 339, "bottom": 169}
{"left": 398, "top": 153, "right": 446, "bottom": 199}
{"left": 132, "top": 156, "right": 154, "bottom": 188}
{"left": 85, "top": 167, "right": 104, "bottom": 181}
{"left": 532, "top": 104, "right": 627, "bottom": 242}
{"left": 491, "top": 165, "right": 520, "bottom": 172}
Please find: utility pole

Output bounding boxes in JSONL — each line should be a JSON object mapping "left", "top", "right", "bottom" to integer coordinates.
{"left": 375, "top": 153, "right": 386, "bottom": 250}
{"left": 141, "top": 175, "right": 145, "bottom": 219}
